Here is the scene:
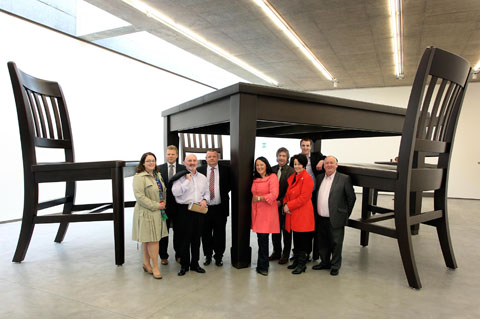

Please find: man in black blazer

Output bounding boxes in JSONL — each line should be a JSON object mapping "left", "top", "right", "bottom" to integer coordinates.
{"left": 197, "top": 149, "right": 231, "bottom": 266}
{"left": 157, "top": 145, "right": 186, "bottom": 264}
{"left": 270, "top": 147, "right": 295, "bottom": 264}
{"left": 300, "top": 138, "right": 326, "bottom": 261}
{"left": 312, "top": 156, "right": 356, "bottom": 276}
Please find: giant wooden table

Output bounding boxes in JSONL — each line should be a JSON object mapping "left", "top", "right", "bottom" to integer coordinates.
{"left": 162, "top": 82, "right": 405, "bottom": 268}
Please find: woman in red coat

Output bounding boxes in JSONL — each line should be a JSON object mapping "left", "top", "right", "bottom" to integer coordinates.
{"left": 251, "top": 156, "right": 279, "bottom": 276}
{"left": 283, "top": 154, "right": 315, "bottom": 274}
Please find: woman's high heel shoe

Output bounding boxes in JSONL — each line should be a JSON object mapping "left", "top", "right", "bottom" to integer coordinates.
{"left": 152, "top": 269, "right": 163, "bottom": 279}
{"left": 142, "top": 264, "right": 153, "bottom": 274}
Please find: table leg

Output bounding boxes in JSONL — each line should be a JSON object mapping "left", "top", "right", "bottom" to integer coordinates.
{"left": 230, "top": 93, "right": 257, "bottom": 268}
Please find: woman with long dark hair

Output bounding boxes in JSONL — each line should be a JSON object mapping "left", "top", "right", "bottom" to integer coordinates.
{"left": 132, "top": 152, "right": 168, "bottom": 279}
{"left": 251, "top": 156, "right": 279, "bottom": 276}
{"left": 283, "top": 154, "right": 315, "bottom": 274}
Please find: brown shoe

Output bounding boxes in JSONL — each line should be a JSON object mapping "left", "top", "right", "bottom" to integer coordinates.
{"left": 268, "top": 252, "right": 281, "bottom": 261}
{"left": 161, "top": 259, "right": 169, "bottom": 265}
{"left": 278, "top": 257, "right": 289, "bottom": 264}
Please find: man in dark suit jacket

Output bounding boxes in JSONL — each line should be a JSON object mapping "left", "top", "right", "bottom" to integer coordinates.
{"left": 197, "top": 149, "right": 231, "bottom": 266}
{"left": 157, "top": 145, "right": 186, "bottom": 264}
{"left": 312, "top": 156, "right": 356, "bottom": 276}
{"left": 300, "top": 138, "right": 326, "bottom": 261}
{"left": 270, "top": 147, "right": 295, "bottom": 264}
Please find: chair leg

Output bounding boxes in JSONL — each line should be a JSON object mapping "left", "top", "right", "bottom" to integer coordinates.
{"left": 112, "top": 167, "right": 125, "bottom": 266}
{"left": 12, "top": 184, "right": 38, "bottom": 262}
{"left": 409, "top": 191, "right": 421, "bottom": 235}
{"left": 433, "top": 192, "right": 457, "bottom": 269}
{"left": 395, "top": 193, "right": 421, "bottom": 289}
{"left": 360, "top": 188, "right": 372, "bottom": 247}
{"left": 54, "top": 181, "right": 75, "bottom": 243}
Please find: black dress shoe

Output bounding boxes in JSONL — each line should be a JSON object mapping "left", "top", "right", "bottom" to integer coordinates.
{"left": 204, "top": 257, "right": 212, "bottom": 266}
{"left": 178, "top": 268, "right": 188, "bottom": 276}
{"left": 215, "top": 259, "right": 223, "bottom": 267}
{"left": 256, "top": 268, "right": 268, "bottom": 276}
{"left": 268, "top": 252, "right": 281, "bottom": 261}
{"left": 330, "top": 268, "right": 339, "bottom": 276}
{"left": 312, "top": 263, "right": 331, "bottom": 270}
{"left": 191, "top": 266, "right": 206, "bottom": 273}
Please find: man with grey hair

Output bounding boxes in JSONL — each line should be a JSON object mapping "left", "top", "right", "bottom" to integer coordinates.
{"left": 270, "top": 147, "right": 295, "bottom": 264}
{"left": 312, "top": 155, "right": 356, "bottom": 276}
{"left": 198, "top": 149, "right": 231, "bottom": 267}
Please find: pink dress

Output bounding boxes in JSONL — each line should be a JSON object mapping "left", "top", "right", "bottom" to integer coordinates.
{"left": 251, "top": 174, "right": 280, "bottom": 234}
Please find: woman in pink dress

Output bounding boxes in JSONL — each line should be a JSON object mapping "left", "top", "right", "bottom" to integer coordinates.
{"left": 251, "top": 157, "right": 279, "bottom": 276}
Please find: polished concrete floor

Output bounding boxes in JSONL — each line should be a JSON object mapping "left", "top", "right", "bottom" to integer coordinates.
{"left": 1, "top": 195, "right": 479, "bottom": 318}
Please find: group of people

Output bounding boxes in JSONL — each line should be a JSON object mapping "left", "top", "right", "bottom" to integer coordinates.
{"left": 132, "top": 146, "right": 230, "bottom": 278}
{"left": 251, "top": 139, "right": 356, "bottom": 276}
{"left": 132, "top": 138, "right": 356, "bottom": 279}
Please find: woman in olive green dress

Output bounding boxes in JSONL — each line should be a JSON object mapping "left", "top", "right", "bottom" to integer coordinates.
{"left": 132, "top": 152, "right": 168, "bottom": 279}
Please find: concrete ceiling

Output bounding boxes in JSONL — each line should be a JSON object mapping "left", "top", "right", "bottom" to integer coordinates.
{"left": 85, "top": 0, "right": 480, "bottom": 91}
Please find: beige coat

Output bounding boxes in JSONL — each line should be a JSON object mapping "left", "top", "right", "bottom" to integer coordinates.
{"left": 132, "top": 171, "right": 168, "bottom": 242}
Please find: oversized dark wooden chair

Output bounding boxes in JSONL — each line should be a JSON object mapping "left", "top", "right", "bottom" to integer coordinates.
{"left": 8, "top": 62, "right": 137, "bottom": 265}
{"left": 338, "top": 47, "right": 471, "bottom": 289}
{"left": 180, "top": 133, "right": 224, "bottom": 162}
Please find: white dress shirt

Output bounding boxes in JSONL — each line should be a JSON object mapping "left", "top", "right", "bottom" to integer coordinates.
{"left": 172, "top": 170, "right": 208, "bottom": 204}
{"left": 317, "top": 171, "right": 336, "bottom": 217}
{"left": 206, "top": 165, "right": 221, "bottom": 206}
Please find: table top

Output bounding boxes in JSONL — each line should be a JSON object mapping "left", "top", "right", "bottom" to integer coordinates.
{"left": 162, "top": 82, "right": 406, "bottom": 140}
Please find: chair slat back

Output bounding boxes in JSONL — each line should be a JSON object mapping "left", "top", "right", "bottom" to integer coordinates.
{"left": 413, "top": 48, "right": 471, "bottom": 149}
{"left": 180, "top": 133, "right": 223, "bottom": 161}
{"left": 397, "top": 47, "right": 471, "bottom": 188}
{"left": 8, "top": 62, "right": 75, "bottom": 167}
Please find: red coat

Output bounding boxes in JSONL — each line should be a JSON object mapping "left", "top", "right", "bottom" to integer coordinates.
{"left": 283, "top": 169, "right": 315, "bottom": 232}
{"left": 251, "top": 174, "right": 280, "bottom": 234}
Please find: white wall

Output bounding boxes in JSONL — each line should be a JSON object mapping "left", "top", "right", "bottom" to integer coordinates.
{"left": 0, "top": 12, "right": 214, "bottom": 221}
{"left": 313, "top": 84, "right": 480, "bottom": 199}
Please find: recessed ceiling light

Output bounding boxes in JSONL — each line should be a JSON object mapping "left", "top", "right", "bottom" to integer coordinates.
{"left": 390, "top": 0, "right": 404, "bottom": 79}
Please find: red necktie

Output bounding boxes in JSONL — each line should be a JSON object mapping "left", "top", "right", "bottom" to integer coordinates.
{"left": 210, "top": 167, "right": 215, "bottom": 200}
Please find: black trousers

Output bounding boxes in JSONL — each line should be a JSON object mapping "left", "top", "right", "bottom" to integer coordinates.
{"left": 201, "top": 204, "right": 227, "bottom": 261}
{"left": 176, "top": 205, "right": 204, "bottom": 269}
{"left": 272, "top": 207, "right": 292, "bottom": 258}
{"left": 311, "top": 192, "right": 319, "bottom": 259}
{"left": 257, "top": 233, "right": 269, "bottom": 272}
{"left": 159, "top": 218, "right": 171, "bottom": 260}
{"left": 292, "top": 231, "right": 313, "bottom": 255}
{"left": 316, "top": 215, "right": 345, "bottom": 270}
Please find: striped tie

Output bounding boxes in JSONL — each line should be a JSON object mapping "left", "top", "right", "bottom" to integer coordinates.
{"left": 210, "top": 167, "right": 215, "bottom": 200}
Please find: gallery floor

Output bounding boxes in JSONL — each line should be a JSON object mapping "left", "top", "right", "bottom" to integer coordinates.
{"left": 1, "top": 195, "right": 479, "bottom": 318}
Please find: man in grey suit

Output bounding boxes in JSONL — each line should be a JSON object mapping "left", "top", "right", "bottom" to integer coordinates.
{"left": 312, "top": 156, "right": 356, "bottom": 276}
{"left": 270, "top": 147, "right": 295, "bottom": 264}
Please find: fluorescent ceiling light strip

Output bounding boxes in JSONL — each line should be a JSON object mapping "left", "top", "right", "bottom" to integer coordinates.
{"left": 122, "top": 0, "right": 278, "bottom": 86}
{"left": 474, "top": 61, "right": 480, "bottom": 72}
{"left": 253, "top": 0, "right": 335, "bottom": 82}
{"left": 390, "top": 0, "right": 404, "bottom": 79}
